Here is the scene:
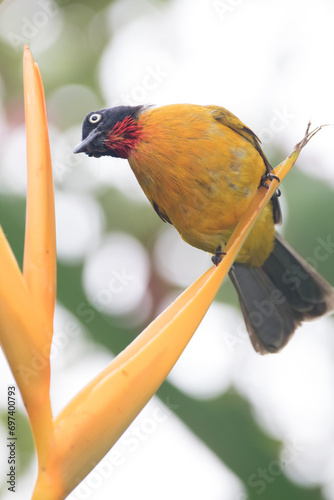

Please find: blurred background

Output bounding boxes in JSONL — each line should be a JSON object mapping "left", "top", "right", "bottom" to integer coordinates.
{"left": 0, "top": 0, "right": 334, "bottom": 499}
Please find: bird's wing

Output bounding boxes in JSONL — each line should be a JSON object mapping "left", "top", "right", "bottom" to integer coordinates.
{"left": 153, "top": 201, "right": 172, "bottom": 224}
{"left": 207, "top": 105, "right": 272, "bottom": 173}
{"left": 207, "top": 105, "right": 282, "bottom": 225}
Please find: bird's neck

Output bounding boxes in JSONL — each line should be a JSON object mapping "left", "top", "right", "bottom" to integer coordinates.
{"left": 105, "top": 115, "right": 143, "bottom": 159}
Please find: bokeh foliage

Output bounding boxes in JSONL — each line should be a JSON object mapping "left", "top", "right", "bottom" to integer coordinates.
{"left": 0, "top": 1, "right": 333, "bottom": 498}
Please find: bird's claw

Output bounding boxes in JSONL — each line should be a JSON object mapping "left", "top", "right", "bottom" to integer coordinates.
{"left": 259, "top": 172, "right": 281, "bottom": 190}
{"left": 212, "top": 245, "right": 226, "bottom": 266}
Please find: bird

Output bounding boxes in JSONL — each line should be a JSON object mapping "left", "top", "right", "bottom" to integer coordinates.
{"left": 73, "top": 103, "right": 334, "bottom": 354}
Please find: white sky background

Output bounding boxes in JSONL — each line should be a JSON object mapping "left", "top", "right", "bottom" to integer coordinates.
{"left": 1, "top": 0, "right": 334, "bottom": 499}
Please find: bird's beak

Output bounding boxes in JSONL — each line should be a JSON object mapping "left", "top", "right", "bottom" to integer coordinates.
{"left": 73, "top": 128, "right": 101, "bottom": 154}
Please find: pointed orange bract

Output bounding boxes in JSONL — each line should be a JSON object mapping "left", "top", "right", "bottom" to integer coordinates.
{"left": 0, "top": 47, "right": 60, "bottom": 499}
{"left": 23, "top": 46, "right": 56, "bottom": 349}
{"left": 21, "top": 46, "right": 61, "bottom": 500}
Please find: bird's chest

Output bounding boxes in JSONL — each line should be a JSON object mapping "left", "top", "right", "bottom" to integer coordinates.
{"left": 129, "top": 128, "right": 265, "bottom": 251}
{"left": 128, "top": 133, "right": 265, "bottom": 238}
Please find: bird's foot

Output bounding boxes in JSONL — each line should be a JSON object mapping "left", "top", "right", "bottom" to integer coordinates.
{"left": 259, "top": 172, "right": 281, "bottom": 190}
{"left": 212, "top": 245, "right": 226, "bottom": 266}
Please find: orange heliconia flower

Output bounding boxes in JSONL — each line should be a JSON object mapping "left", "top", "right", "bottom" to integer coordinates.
{"left": 0, "top": 46, "right": 318, "bottom": 499}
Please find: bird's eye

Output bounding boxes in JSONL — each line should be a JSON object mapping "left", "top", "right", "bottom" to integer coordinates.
{"left": 89, "top": 113, "right": 102, "bottom": 124}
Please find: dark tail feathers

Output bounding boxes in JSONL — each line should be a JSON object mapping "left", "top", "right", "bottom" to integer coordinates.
{"left": 229, "top": 233, "right": 334, "bottom": 354}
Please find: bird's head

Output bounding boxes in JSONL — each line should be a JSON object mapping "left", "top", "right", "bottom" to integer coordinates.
{"left": 73, "top": 105, "right": 145, "bottom": 159}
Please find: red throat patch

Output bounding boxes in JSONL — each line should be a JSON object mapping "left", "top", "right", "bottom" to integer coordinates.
{"left": 105, "top": 116, "right": 143, "bottom": 158}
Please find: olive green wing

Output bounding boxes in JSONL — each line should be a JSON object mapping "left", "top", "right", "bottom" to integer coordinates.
{"left": 207, "top": 105, "right": 272, "bottom": 172}
{"left": 207, "top": 105, "right": 282, "bottom": 225}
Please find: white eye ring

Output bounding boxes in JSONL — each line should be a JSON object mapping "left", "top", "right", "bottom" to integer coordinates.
{"left": 89, "top": 113, "right": 102, "bottom": 124}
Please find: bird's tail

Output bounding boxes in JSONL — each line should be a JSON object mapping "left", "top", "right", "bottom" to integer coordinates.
{"left": 229, "top": 233, "right": 334, "bottom": 353}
